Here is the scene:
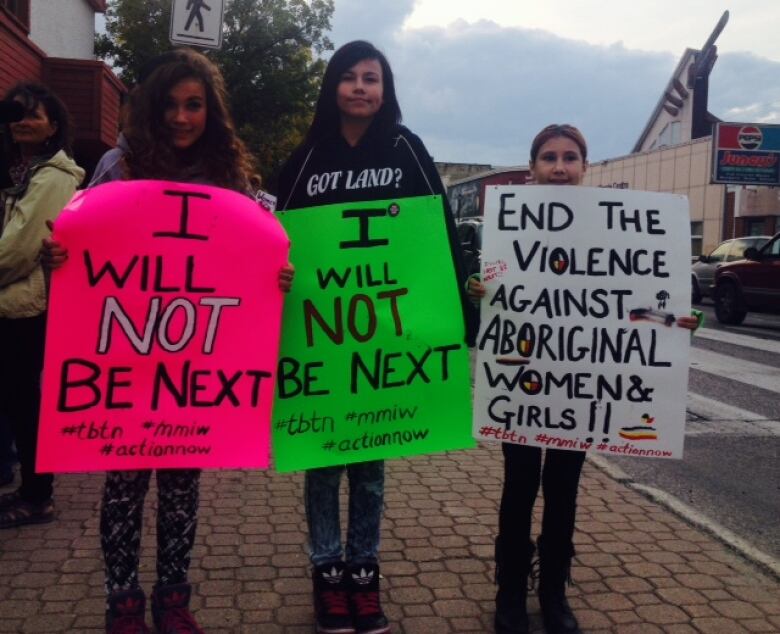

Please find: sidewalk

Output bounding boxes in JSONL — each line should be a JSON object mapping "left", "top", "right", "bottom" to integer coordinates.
{"left": 0, "top": 443, "right": 778, "bottom": 633}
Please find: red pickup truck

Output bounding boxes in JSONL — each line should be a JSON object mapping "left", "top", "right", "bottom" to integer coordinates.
{"left": 713, "top": 232, "right": 780, "bottom": 324}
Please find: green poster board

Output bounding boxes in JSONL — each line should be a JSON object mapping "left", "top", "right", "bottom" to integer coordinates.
{"left": 274, "top": 195, "right": 474, "bottom": 472}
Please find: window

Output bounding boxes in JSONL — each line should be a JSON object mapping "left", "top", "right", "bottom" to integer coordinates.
{"left": 766, "top": 236, "right": 780, "bottom": 258}
{"left": 670, "top": 121, "right": 681, "bottom": 144}
{"left": 658, "top": 124, "right": 670, "bottom": 148}
{"left": 0, "top": 0, "right": 30, "bottom": 29}
{"left": 657, "top": 121, "right": 681, "bottom": 148}
{"left": 690, "top": 221, "right": 703, "bottom": 256}
{"left": 745, "top": 218, "right": 766, "bottom": 236}
{"left": 728, "top": 238, "right": 756, "bottom": 262}
{"left": 707, "top": 242, "right": 730, "bottom": 263}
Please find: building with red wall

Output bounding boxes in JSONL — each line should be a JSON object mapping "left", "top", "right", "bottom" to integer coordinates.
{"left": 447, "top": 167, "right": 532, "bottom": 220}
{"left": 1, "top": 0, "right": 124, "bottom": 174}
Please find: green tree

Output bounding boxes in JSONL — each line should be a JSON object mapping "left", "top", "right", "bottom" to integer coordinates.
{"left": 96, "top": 0, "right": 333, "bottom": 182}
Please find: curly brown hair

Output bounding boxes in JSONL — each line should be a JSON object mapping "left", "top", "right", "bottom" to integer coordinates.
{"left": 122, "top": 48, "right": 258, "bottom": 191}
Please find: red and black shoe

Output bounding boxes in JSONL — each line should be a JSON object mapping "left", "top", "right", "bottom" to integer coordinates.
{"left": 151, "top": 583, "right": 204, "bottom": 634}
{"left": 349, "top": 563, "right": 390, "bottom": 634}
{"left": 313, "top": 561, "right": 355, "bottom": 634}
{"left": 105, "top": 588, "right": 150, "bottom": 634}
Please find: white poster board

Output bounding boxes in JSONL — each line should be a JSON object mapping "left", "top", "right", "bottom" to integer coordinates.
{"left": 170, "top": 0, "right": 225, "bottom": 49}
{"left": 473, "top": 186, "right": 691, "bottom": 459}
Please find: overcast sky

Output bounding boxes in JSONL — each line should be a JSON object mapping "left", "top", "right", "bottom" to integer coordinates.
{"left": 327, "top": 0, "right": 780, "bottom": 165}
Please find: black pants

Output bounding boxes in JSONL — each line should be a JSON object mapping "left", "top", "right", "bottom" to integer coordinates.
{"left": 101, "top": 469, "right": 200, "bottom": 594}
{"left": 498, "top": 444, "right": 585, "bottom": 548}
{"left": 0, "top": 413, "right": 16, "bottom": 477}
{"left": 0, "top": 315, "right": 53, "bottom": 503}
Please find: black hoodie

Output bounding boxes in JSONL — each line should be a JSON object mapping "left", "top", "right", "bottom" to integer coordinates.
{"left": 276, "top": 124, "right": 476, "bottom": 341}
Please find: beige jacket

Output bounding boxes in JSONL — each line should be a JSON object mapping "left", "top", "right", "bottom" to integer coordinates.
{"left": 0, "top": 150, "right": 84, "bottom": 318}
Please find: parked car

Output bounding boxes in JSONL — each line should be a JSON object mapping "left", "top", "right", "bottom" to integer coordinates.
{"left": 456, "top": 217, "right": 482, "bottom": 277}
{"left": 713, "top": 232, "right": 780, "bottom": 325}
{"left": 691, "top": 235, "right": 771, "bottom": 303}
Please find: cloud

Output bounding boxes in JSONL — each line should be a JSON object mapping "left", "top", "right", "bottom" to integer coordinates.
{"left": 709, "top": 52, "right": 780, "bottom": 124}
{"left": 326, "top": 3, "right": 780, "bottom": 165}
{"left": 329, "top": 0, "right": 415, "bottom": 50}
{"left": 392, "top": 22, "right": 674, "bottom": 164}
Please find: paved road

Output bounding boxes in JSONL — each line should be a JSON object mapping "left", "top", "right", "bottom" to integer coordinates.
{"left": 693, "top": 298, "right": 780, "bottom": 340}
{"left": 603, "top": 326, "right": 780, "bottom": 559}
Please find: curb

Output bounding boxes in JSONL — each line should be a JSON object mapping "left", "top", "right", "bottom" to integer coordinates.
{"left": 586, "top": 454, "right": 780, "bottom": 582}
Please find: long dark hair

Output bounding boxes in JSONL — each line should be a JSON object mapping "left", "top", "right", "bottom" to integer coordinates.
{"left": 305, "top": 40, "right": 402, "bottom": 144}
{"left": 3, "top": 82, "right": 73, "bottom": 158}
{"left": 123, "top": 48, "right": 257, "bottom": 190}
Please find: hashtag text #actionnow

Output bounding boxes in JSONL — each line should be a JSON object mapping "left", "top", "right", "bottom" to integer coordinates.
{"left": 322, "top": 428, "right": 430, "bottom": 452}
{"left": 100, "top": 440, "right": 212, "bottom": 457}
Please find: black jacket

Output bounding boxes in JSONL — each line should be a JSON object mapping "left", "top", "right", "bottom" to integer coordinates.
{"left": 276, "top": 124, "right": 475, "bottom": 342}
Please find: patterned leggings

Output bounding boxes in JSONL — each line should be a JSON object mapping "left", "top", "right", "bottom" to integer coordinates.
{"left": 100, "top": 469, "right": 200, "bottom": 594}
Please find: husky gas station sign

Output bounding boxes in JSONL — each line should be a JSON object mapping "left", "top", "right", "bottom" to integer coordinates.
{"left": 711, "top": 123, "right": 780, "bottom": 185}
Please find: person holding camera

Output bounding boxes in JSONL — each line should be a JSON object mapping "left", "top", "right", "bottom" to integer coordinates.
{"left": 0, "top": 82, "right": 84, "bottom": 529}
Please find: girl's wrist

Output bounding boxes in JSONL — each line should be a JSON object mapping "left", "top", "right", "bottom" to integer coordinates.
{"left": 691, "top": 309, "right": 704, "bottom": 332}
{"left": 465, "top": 273, "right": 481, "bottom": 292}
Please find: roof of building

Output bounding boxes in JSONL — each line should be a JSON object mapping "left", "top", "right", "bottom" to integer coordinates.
{"left": 632, "top": 49, "right": 697, "bottom": 153}
{"left": 448, "top": 165, "right": 529, "bottom": 188}
{"left": 85, "top": 0, "right": 107, "bottom": 13}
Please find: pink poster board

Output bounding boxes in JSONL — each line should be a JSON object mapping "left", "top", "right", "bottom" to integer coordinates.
{"left": 37, "top": 180, "right": 289, "bottom": 472}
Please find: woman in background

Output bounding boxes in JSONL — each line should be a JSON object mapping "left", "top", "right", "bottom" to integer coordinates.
{"left": 0, "top": 82, "right": 83, "bottom": 529}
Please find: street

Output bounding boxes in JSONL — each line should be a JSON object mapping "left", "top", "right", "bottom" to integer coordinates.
{"left": 602, "top": 299, "right": 780, "bottom": 559}
{"left": 692, "top": 299, "right": 780, "bottom": 342}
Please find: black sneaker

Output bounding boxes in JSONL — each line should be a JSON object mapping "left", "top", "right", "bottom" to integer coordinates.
{"left": 349, "top": 563, "right": 390, "bottom": 634}
{"left": 313, "top": 562, "right": 355, "bottom": 634}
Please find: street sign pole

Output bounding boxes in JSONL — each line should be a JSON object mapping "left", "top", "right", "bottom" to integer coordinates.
{"left": 170, "top": 0, "right": 225, "bottom": 49}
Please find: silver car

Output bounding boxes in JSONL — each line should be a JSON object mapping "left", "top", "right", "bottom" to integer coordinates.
{"left": 692, "top": 235, "right": 771, "bottom": 303}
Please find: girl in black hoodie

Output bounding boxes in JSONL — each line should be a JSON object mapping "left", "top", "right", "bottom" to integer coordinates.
{"left": 277, "top": 40, "right": 473, "bottom": 634}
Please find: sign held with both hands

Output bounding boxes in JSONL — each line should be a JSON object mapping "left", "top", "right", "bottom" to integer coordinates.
{"left": 38, "top": 180, "right": 289, "bottom": 472}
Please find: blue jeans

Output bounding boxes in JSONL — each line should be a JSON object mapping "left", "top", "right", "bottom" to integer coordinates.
{"left": 304, "top": 460, "right": 384, "bottom": 566}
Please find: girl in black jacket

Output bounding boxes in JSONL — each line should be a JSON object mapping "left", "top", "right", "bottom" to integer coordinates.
{"left": 277, "top": 40, "right": 473, "bottom": 634}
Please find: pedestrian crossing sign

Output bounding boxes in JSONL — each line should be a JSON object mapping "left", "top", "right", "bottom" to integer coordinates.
{"left": 170, "top": 0, "right": 225, "bottom": 49}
